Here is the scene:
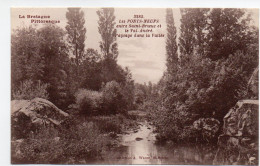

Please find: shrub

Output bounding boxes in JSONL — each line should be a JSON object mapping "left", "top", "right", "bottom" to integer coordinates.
{"left": 74, "top": 89, "right": 102, "bottom": 115}
{"left": 11, "top": 121, "right": 107, "bottom": 164}
{"left": 101, "top": 81, "right": 127, "bottom": 114}
{"left": 193, "top": 118, "right": 220, "bottom": 142}
{"left": 11, "top": 112, "right": 36, "bottom": 139}
{"left": 11, "top": 127, "right": 60, "bottom": 164}
{"left": 12, "top": 80, "right": 49, "bottom": 100}
{"left": 73, "top": 81, "right": 130, "bottom": 115}
{"left": 91, "top": 115, "right": 122, "bottom": 133}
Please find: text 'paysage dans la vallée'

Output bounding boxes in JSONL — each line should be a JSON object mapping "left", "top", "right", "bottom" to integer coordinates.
{"left": 115, "top": 15, "right": 165, "bottom": 38}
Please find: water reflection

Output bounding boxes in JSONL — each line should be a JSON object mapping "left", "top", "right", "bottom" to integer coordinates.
{"left": 122, "top": 122, "right": 161, "bottom": 164}
{"left": 93, "top": 121, "right": 216, "bottom": 164}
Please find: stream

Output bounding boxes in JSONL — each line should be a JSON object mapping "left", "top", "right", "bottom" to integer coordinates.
{"left": 92, "top": 120, "right": 217, "bottom": 164}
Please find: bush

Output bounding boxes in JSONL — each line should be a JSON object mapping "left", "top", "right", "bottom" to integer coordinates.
{"left": 11, "top": 111, "right": 36, "bottom": 139}
{"left": 153, "top": 105, "right": 196, "bottom": 143}
{"left": 90, "top": 114, "right": 140, "bottom": 134}
{"left": 90, "top": 115, "right": 123, "bottom": 133}
{"left": 193, "top": 118, "right": 220, "bottom": 142}
{"left": 11, "top": 121, "right": 107, "bottom": 164}
{"left": 73, "top": 81, "right": 131, "bottom": 115}
{"left": 101, "top": 81, "right": 127, "bottom": 114}
{"left": 74, "top": 89, "right": 102, "bottom": 115}
{"left": 12, "top": 80, "right": 49, "bottom": 100}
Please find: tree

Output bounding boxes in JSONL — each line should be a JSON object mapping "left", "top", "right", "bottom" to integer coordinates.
{"left": 147, "top": 8, "right": 258, "bottom": 144}
{"left": 206, "top": 8, "right": 252, "bottom": 60}
{"left": 101, "top": 81, "right": 126, "bottom": 114}
{"left": 65, "top": 8, "right": 86, "bottom": 75}
{"left": 121, "top": 67, "right": 135, "bottom": 110}
{"left": 38, "top": 25, "right": 70, "bottom": 108}
{"left": 179, "top": 9, "right": 196, "bottom": 61}
{"left": 165, "top": 8, "right": 178, "bottom": 74}
{"left": 97, "top": 8, "right": 127, "bottom": 84}
{"left": 191, "top": 9, "right": 209, "bottom": 55}
{"left": 80, "top": 48, "right": 103, "bottom": 90}
{"left": 97, "top": 8, "right": 118, "bottom": 60}
{"left": 11, "top": 26, "right": 45, "bottom": 91}
{"left": 179, "top": 8, "right": 209, "bottom": 63}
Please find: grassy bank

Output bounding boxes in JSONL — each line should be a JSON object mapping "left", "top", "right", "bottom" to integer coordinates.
{"left": 11, "top": 113, "right": 140, "bottom": 164}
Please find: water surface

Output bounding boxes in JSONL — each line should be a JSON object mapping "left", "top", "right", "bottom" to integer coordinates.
{"left": 92, "top": 121, "right": 216, "bottom": 164}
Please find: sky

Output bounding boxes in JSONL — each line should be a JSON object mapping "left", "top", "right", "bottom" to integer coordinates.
{"left": 11, "top": 8, "right": 258, "bottom": 84}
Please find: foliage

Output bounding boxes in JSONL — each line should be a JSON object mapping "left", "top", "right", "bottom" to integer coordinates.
{"left": 12, "top": 80, "right": 49, "bottom": 100}
{"left": 101, "top": 81, "right": 127, "bottom": 114}
{"left": 65, "top": 8, "right": 88, "bottom": 105}
{"left": 179, "top": 8, "right": 253, "bottom": 61}
{"left": 38, "top": 25, "right": 70, "bottom": 108}
{"left": 74, "top": 89, "right": 103, "bottom": 115}
{"left": 97, "top": 8, "right": 118, "bottom": 60}
{"left": 149, "top": 48, "right": 258, "bottom": 143}
{"left": 11, "top": 9, "right": 137, "bottom": 165}
{"left": 100, "top": 58, "right": 127, "bottom": 85}
{"left": 193, "top": 118, "right": 220, "bottom": 142}
{"left": 11, "top": 26, "right": 45, "bottom": 89}
{"left": 11, "top": 25, "right": 70, "bottom": 108}
{"left": 65, "top": 8, "right": 86, "bottom": 70}
{"left": 120, "top": 67, "right": 135, "bottom": 110}
{"left": 73, "top": 78, "right": 133, "bottom": 115}
{"left": 144, "top": 8, "right": 259, "bottom": 144}
{"left": 90, "top": 115, "right": 123, "bottom": 133}
{"left": 167, "top": 50, "right": 255, "bottom": 142}
{"left": 80, "top": 48, "right": 103, "bottom": 90}
{"left": 11, "top": 110, "right": 36, "bottom": 139}
{"left": 165, "top": 8, "right": 178, "bottom": 73}
{"left": 179, "top": 8, "right": 209, "bottom": 59}
{"left": 11, "top": 111, "right": 141, "bottom": 164}
{"left": 207, "top": 9, "right": 253, "bottom": 60}
{"left": 11, "top": 122, "right": 107, "bottom": 164}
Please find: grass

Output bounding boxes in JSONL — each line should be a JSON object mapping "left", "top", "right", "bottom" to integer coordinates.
{"left": 11, "top": 112, "right": 141, "bottom": 164}
{"left": 12, "top": 120, "right": 108, "bottom": 164}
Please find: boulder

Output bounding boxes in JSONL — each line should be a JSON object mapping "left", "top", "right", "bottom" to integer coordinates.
{"left": 11, "top": 98, "right": 69, "bottom": 139}
{"left": 213, "top": 100, "right": 258, "bottom": 165}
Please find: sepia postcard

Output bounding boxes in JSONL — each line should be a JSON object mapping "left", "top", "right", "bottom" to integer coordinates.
{"left": 10, "top": 7, "right": 259, "bottom": 165}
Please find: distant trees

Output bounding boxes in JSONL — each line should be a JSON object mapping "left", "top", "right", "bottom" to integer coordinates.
{"left": 134, "top": 82, "right": 159, "bottom": 111}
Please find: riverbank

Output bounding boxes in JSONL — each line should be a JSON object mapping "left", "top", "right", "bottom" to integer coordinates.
{"left": 11, "top": 111, "right": 142, "bottom": 164}
{"left": 92, "top": 118, "right": 217, "bottom": 165}
{"left": 11, "top": 108, "right": 218, "bottom": 165}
